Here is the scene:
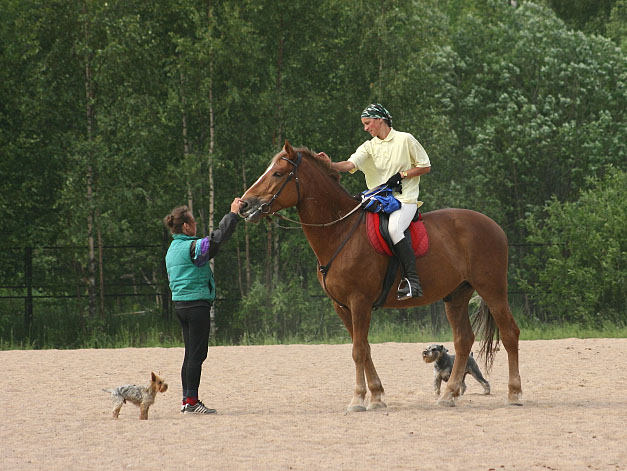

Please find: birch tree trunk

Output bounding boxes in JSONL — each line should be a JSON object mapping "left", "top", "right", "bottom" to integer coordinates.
{"left": 207, "top": 0, "right": 217, "bottom": 335}
{"left": 241, "top": 150, "right": 251, "bottom": 294}
{"left": 180, "top": 69, "right": 193, "bottom": 213}
{"left": 97, "top": 220, "right": 105, "bottom": 318}
{"left": 82, "top": 0, "right": 97, "bottom": 319}
{"left": 269, "top": 12, "right": 285, "bottom": 291}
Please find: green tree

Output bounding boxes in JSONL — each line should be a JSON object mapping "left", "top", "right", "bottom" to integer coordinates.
{"left": 521, "top": 167, "right": 626, "bottom": 325}
{"left": 444, "top": 1, "right": 626, "bottom": 241}
{"left": 607, "top": 0, "right": 627, "bottom": 51}
{"left": 540, "top": 0, "right": 617, "bottom": 36}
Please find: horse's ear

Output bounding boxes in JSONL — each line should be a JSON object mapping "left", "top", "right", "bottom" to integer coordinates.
{"left": 284, "top": 140, "right": 295, "bottom": 157}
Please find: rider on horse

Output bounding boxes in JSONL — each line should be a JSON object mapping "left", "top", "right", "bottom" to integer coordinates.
{"left": 317, "top": 103, "right": 431, "bottom": 300}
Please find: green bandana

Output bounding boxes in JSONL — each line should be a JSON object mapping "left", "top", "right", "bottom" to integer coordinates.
{"left": 360, "top": 103, "right": 392, "bottom": 126}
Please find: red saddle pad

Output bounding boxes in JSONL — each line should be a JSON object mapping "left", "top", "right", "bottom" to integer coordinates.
{"left": 366, "top": 212, "right": 429, "bottom": 258}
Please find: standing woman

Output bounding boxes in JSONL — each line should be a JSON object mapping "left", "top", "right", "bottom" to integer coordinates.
{"left": 317, "top": 103, "right": 431, "bottom": 299}
{"left": 164, "top": 198, "right": 242, "bottom": 414}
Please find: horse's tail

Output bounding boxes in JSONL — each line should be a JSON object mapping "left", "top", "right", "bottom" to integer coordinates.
{"left": 471, "top": 298, "right": 500, "bottom": 373}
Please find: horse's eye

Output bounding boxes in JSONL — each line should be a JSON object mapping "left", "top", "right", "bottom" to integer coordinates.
{"left": 273, "top": 172, "right": 282, "bottom": 177}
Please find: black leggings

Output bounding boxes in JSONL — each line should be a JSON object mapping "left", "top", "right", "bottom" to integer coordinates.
{"left": 175, "top": 301, "right": 211, "bottom": 398}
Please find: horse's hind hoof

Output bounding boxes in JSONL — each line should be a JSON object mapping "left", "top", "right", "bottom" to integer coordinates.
{"left": 436, "top": 396, "right": 456, "bottom": 407}
{"left": 347, "top": 404, "right": 367, "bottom": 413}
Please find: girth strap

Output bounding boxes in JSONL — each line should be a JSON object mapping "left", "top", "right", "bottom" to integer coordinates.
{"left": 318, "top": 210, "right": 365, "bottom": 310}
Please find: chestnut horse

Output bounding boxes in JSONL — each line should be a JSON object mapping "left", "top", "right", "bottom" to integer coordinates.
{"left": 240, "top": 142, "right": 522, "bottom": 411}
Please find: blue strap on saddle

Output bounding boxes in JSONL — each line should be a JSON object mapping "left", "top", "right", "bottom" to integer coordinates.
{"left": 360, "top": 185, "right": 401, "bottom": 214}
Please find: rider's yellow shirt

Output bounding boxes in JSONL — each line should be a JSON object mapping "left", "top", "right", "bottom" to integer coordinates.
{"left": 348, "top": 128, "right": 430, "bottom": 204}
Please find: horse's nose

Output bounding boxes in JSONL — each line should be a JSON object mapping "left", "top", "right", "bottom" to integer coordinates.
{"left": 239, "top": 200, "right": 249, "bottom": 214}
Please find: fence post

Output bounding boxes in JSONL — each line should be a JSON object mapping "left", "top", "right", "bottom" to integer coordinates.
{"left": 24, "top": 247, "right": 33, "bottom": 330}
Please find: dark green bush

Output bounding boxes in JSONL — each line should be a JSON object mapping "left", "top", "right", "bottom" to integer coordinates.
{"left": 521, "top": 168, "right": 626, "bottom": 325}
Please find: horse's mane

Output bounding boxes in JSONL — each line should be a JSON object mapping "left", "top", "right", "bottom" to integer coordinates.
{"left": 273, "top": 146, "right": 341, "bottom": 183}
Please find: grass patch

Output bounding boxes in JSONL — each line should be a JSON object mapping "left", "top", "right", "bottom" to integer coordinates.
{"left": 517, "top": 322, "right": 627, "bottom": 340}
{"left": 2, "top": 310, "right": 626, "bottom": 350}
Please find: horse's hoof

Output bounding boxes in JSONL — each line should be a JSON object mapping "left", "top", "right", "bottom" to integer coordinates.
{"left": 436, "top": 396, "right": 456, "bottom": 407}
{"left": 507, "top": 392, "right": 523, "bottom": 406}
{"left": 367, "top": 400, "right": 387, "bottom": 411}
{"left": 347, "top": 404, "right": 367, "bottom": 413}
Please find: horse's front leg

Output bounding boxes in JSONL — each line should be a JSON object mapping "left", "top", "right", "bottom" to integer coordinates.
{"left": 333, "top": 302, "right": 367, "bottom": 411}
{"left": 332, "top": 302, "right": 366, "bottom": 412}
{"left": 343, "top": 299, "right": 385, "bottom": 412}
{"left": 365, "top": 350, "right": 386, "bottom": 410}
{"left": 348, "top": 339, "right": 368, "bottom": 412}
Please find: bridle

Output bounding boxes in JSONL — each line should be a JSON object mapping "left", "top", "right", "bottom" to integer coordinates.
{"left": 258, "top": 152, "right": 302, "bottom": 216}
{"left": 258, "top": 152, "right": 362, "bottom": 228}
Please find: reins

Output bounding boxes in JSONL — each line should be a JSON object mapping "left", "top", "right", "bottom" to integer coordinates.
{"left": 270, "top": 201, "right": 362, "bottom": 228}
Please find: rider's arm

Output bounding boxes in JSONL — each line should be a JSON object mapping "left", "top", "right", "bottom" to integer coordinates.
{"left": 331, "top": 160, "right": 356, "bottom": 172}
{"left": 402, "top": 166, "right": 431, "bottom": 179}
{"left": 316, "top": 152, "right": 356, "bottom": 172}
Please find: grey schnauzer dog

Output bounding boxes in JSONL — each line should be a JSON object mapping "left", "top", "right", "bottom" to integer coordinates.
{"left": 421, "top": 344, "right": 490, "bottom": 396}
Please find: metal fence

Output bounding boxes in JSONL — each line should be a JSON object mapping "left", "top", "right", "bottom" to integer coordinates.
{"left": 0, "top": 242, "right": 543, "bottom": 332}
{"left": 0, "top": 244, "right": 171, "bottom": 329}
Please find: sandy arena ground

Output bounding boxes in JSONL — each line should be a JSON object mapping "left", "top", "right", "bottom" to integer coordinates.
{"left": 1, "top": 338, "right": 626, "bottom": 471}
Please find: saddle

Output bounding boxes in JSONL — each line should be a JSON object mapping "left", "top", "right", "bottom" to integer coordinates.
{"left": 366, "top": 211, "right": 429, "bottom": 309}
{"left": 366, "top": 212, "right": 429, "bottom": 257}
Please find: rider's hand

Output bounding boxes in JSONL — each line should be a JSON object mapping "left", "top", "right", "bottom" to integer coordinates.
{"left": 385, "top": 172, "right": 403, "bottom": 192}
{"left": 316, "top": 151, "right": 331, "bottom": 163}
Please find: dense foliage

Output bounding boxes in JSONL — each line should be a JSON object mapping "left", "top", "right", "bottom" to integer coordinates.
{"left": 1, "top": 0, "right": 625, "bottom": 347}
{"left": 522, "top": 168, "right": 626, "bottom": 325}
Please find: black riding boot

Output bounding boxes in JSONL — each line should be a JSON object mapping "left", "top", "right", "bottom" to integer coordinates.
{"left": 393, "top": 237, "right": 423, "bottom": 300}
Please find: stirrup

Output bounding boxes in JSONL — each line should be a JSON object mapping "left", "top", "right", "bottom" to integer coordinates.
{"left": 397, "top": 278, "right": 413, "bottom": 301}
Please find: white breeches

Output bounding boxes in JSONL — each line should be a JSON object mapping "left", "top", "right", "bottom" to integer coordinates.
{"left": 388, "top": 202, "right": 418, "bottom": 245}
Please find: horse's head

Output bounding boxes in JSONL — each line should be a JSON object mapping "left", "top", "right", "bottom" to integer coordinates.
{"left": 240, "top": 141, "right": 305, "bottom": 223}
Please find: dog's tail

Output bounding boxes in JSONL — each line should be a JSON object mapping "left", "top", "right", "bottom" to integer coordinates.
{"left": 470, "top": 298, "right": 500, "bottom": 374}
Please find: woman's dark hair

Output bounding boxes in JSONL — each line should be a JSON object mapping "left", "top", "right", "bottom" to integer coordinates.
{"left": 163, "top": 205, "right": 192, "bottom": 234}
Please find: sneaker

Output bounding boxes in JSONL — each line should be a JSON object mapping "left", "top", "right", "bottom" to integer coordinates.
{"left": 183, "top": 400, "right": 217, "bottom": 414}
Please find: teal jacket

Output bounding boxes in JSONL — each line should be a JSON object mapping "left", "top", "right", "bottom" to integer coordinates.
{"left": 165, "top": 212, "right": 239, "bottom": 302}
{"left": 166, "top": 234, "right": 215, "bottom": 301}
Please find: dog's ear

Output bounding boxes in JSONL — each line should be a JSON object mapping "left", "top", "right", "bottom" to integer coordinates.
{"left": 151, "top": 372, "right": 156, "bottom": 381}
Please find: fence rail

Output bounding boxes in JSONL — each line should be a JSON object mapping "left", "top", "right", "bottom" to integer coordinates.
{"left": 0, "top": 244, "right": 172, "bottom": 328}
{"left": 0, "top": 241, "right": 549, "bottom": 332}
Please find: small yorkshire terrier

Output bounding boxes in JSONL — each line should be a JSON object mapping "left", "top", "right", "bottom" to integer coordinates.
{"left": 104, "top": 372, "right": 168, "bottom": 420}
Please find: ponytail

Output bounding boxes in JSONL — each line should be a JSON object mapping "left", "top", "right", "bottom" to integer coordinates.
{"left": 164, "top": 206, "right": 191, "bottom": 234}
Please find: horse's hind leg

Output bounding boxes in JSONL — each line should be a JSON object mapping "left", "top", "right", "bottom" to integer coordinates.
{"left": 483, "top": 297, "right": 522, "bottom": 405}
{"left": 438, "top": 285, "right": 475, "bottom": 407}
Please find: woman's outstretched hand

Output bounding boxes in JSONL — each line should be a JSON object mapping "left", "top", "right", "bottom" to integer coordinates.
{"left": 231, "top": 197, "right": 244, "bottom": 214}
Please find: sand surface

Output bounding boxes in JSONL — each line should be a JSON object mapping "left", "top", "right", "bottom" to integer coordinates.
{"left": 1, "top": 338, "right": 626, "bottom": 470}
